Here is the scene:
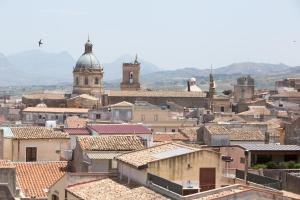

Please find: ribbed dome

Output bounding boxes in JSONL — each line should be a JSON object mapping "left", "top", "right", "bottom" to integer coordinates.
{"left": 74, "top": 40, "right": 101, "bottom": 70}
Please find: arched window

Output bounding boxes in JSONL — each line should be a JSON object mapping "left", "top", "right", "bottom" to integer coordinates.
{"left": 129, "top": 71, "right": 133, "bottom": 84}
{"left": 85, "top": 77, "right": 88, "bottom": 85}
{"left": 76, "top": 77, "right": 79, "bottom": 85}
{"left": 95, "top": 77, "right": 99, "bottom": 85}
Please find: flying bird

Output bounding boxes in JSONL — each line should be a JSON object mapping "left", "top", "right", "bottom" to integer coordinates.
{"left": 38, "top": 39, "right": 43, "bottom": 47}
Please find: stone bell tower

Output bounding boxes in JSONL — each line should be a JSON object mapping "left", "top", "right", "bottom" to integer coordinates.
{"left": 120, "top": 55, "right": 141, "bottom": 91}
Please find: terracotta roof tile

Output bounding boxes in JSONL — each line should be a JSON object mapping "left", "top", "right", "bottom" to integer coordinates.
{"left": 11, "top": 127, "right": 69, "bottom": 139}
{"left": 88, "top": 124, "right": 152, "bottom": 135}
{"left": 205, "top": 124, "right": 265, "bottom": 141}
{"left": 77, "top": 135, "right": 144, "bottom": 151}
{"left": 23, "top": 107, "right": 89, "bottom": 113}
{"left": 65, "top": 116, "right": 88, "bottom": 128}
{"left": 15, "top": 161, "right": 68, "bottom": 198}
{"left": 117, "top": 143, "right": 199, "bottom": 168}
{"left": 64, "top": 128, "right": 90, "bottom": 135}
{"left": 108, "top": 90, "right": 205, "bottom": 97}
{"left": 0, "top": 160, "right": 15, "bottom": 168}
{"left": 66, "top": 178, "right": 169, "bottom": 200}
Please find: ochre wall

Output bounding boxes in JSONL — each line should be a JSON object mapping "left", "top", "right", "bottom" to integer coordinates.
{"left": 148, "top": 150, "right": 225, "bottom": 188}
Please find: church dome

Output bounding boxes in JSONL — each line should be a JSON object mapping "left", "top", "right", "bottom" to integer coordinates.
{"left": 74, "top": 39, "right": 101, "bottom": 70}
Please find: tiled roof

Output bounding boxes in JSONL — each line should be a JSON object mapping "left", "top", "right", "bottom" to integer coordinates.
{"left": 153, "top": 132, "right": 194, "bottom": 142}
{"left": 86, "top": 152, "right": 121, "bottom": 160}
{"left": 238, "top": 106, "right": 271, "bottom": 116}
{"left": 229, "top": 128, "right": 264, "bottom": 141}
{"left": 205, "top": 124, "right": 265, "bottom": 141}
{"left": 88, "top": 124, "right": 152, "bottom": 135}
{"left": 66, "top": 178, "right": 169, "bottom": 200}
{"left": 77, "top": 135, "right": 144, "bottom": 151}
{"left": 15, "top": 161, "right": 68, "bottom": 198}
{"left": 69, "top": 94, "right": 99, "bottom": 101}
{"left": 213, "top": 115, "right": 245, "bottom": 123}
{"left": 116, "top": 143, "right": 199, "bottom": 168}
{"left": 23, "top": 93, "right": 65, "bottom": 100}
{"left": 64, "top": 128, "right": 90, "bottom": 135}
{"left": 110, "top": 101, "right": 133, "bottom": 107}
{"left": 239, "top": 144, "right": 300, "bottom": 151}
{"left": 23, "top": 107, "right": 89, "bottom": 113}
{"left": 0, "top": 160, "right": 15, "bottom": 168}
{"left": 11, "top": 127, "right": 69, "bottom": 139}
{"left": 108, "top": 90, "right": 206, "bottom": 97}
{"left": 65, "top": 116, "right": 88, "bottom": 128}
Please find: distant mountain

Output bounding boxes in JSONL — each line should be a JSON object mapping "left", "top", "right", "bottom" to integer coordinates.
{"left": 215, "top": 62, "right": 291, "bottom": 75}
{"left": 138, "top": 62, "right": 298, "bottom": 90}
{"left": 0, "top": 50, "right": 299, "bottom": 90}
{"left": 7, "top": 50, "right": 75, "bottom": 82}
{"left": 0, "top": 51, "right": 161, "bottom": 85}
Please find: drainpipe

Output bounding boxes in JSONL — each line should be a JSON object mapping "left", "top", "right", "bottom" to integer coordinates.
{"left": 244, "top": 150, "right": 249, "bottom": 185}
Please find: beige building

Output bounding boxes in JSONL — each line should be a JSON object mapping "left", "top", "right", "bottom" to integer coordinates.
{"left": 22, "top": 106, "right": 89, "bottom": 125}
{"left": 132, "top": 101, "right": 198, "bottom": 133}
{"left": 117, "top": 143, "right": 226, "bottom": 194}
{"left": 2, "top": 127, "right": 70, "bottom": 162}
{"left": 67, "top": 94, "right": 100, "bottom": 109}
{"left": 72, "top": 135, "right": 144, "bottom": 172}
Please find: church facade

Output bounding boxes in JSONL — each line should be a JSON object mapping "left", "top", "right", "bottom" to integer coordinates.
{"left": 72, "top": 39, "right": 104, "bottom": 98}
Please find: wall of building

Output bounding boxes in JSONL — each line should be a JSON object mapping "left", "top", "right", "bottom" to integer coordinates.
{"left": 67, "top": 97, "right": 99, "bottom": 109}
{"left": 220, "top": 146, "right": 246, "bottom": 170}
{"left": 107, "top": 96, "right": 209, "bottom": 108}
{"left": 3, "top": 138, "right": 12, "bottom": 160}
{"left": 11, "top": 138, "right": 70, "bottom": 162}
{"left": 118, "top": 162, "right": 148, "bottom": 185}
{"left": 147, "top": 150, "right": 225, "bottom": 189}
{"left": 89, "top": 159, "right": 110, "bottom": 172}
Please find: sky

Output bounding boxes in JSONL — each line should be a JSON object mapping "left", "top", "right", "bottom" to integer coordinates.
{"left": 0, "top": 0, "right": 300, "bottom": 69}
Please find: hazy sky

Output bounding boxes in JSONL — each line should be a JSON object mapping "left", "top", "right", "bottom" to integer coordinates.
{"left": 0, "top": 0, "right": 300, "bottom": 69}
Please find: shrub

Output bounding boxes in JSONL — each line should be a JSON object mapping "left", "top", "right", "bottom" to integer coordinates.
{"left": 278, "top": 162, "right": 289, "bottom": 169}
{"left": 253, "top": 164, "right": 267, "bottom": 170}
{"left": 295, "top": 163, "right": 300, "bottom": 169}
{"left": 266, "top": 161, "right": 278, "bottom": 169}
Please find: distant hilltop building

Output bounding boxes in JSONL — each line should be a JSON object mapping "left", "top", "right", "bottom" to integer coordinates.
{"left": 185, "top": 78, "right": 202, "bottom": 92}
{"left": 72, "top": 39, "right": 104, "bottom": 98}
{"left": 120, "top": 55, "right": 141, "bottom": 91}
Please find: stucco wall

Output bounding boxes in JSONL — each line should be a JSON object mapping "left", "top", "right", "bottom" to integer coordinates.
{"left": 12, "top": 138, "right": 70, "bottom": 162}
{"left": 148, "top": 150, "right": 225, "bottom": 188}
{"left": 119, "top": 163, "right": 148, "bottom": 185}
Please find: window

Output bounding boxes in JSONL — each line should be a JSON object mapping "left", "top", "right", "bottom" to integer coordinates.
{"left": 84, "top": 76, "right": 89, "bottom": 85}
{"left": 38, "top": 115, "right": 42, "bottom": 119}
{"left": 26, "top": 147, "right": 37, "bottom": 162}
{"left": 55, "top": 115, "right": 59, "bottom": 120}
{"left": 240, "top": 157, "right": 245, "bottom": 164}
{"left": 141, "top": 114, "right": 145, "bottom": 121}
{"left": 154, "top": 114, "right": 158, "bottom": 121}
{"left": 171, "top": 129, "right": 176, "bottom": 132}
{"left": 129, "top": 71, "right": 133, "bottom": 84}
{"left": 95, "top": 77, "right": 99, "bottom": 85}
{"left": 52, "top": 194, "right": 59, "bottom": 200}
{"left": 220, "top": 106, "right": 225, "bottom": 112}
{"left": 76, "top": 77, "right": 79, "bottom": 85}
{"left": 96, "top": 114, "right": 101, "bottom": 119}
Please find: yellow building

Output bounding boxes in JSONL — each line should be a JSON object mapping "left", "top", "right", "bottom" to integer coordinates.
{"left": 2, "top": 127, "right": 70, "bottom": 162}
{"left": 117, "top": 142, "right": 226, "bottom": 194}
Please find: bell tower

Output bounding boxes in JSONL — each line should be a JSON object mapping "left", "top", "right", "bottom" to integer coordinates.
{"left": 120, "top": 55, "right": 141, "bottom": 91}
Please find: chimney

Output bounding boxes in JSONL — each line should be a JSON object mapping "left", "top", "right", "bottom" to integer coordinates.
{"left": 187, "top": 81, "right": 191, "bottom": 92}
